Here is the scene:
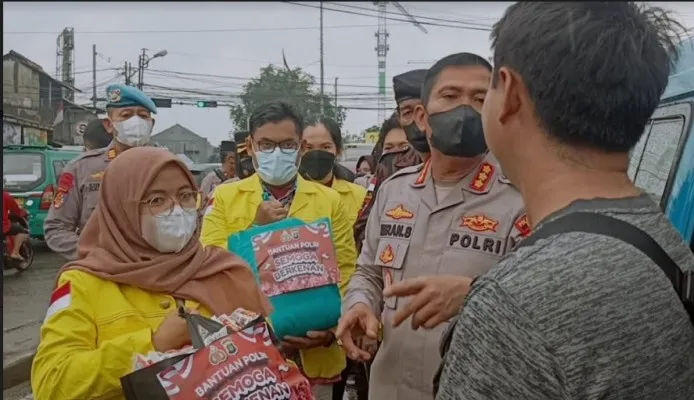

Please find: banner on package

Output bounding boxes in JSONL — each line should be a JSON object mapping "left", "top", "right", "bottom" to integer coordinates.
{"left": 250, "top": 222, "right": 339, "bottom": 297}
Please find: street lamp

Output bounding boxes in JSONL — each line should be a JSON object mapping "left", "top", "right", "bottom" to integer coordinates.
{"left": 137, "top": 49, "right": 167, "bottom": 90}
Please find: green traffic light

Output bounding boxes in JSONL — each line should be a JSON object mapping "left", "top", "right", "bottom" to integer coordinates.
{"left": 196, "top": 101, "right": 205, "bottom": 108}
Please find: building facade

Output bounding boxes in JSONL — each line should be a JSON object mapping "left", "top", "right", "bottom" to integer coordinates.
{"left": 150, "top": 123, "right": 216, "bottom": 164}
{"left": 2, "top": 50, "right": 86, "bottom": 146}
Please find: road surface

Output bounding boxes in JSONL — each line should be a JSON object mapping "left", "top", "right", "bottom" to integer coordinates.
{"left": 3, "top": 242, "right": 62, "bottom": 367}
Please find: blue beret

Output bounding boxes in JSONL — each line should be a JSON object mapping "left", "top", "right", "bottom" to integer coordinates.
{"left": 105, "top": 84, "right": 157, "bottom": 114}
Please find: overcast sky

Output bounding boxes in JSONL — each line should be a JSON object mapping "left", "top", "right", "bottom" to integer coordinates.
{"left": 4, "top": 2, "right": 694, "bottom": 147}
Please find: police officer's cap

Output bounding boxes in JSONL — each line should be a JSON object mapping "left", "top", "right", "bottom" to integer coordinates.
{"left": 234, "top": 130, "right": 250, "bottom": 144}
{"left": 105, "top": 84, "right": 157, "bottom": 114}
{"left": 220, "top": 140, "right": 236, "bottom": 152}
{"left": 393, "top": 69, "right": 428, "bottom": 104}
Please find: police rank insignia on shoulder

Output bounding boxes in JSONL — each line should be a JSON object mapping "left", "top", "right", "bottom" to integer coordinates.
{"left": 107, "top": 149, "right": 117, "bottom": 160}
{"left": 414, "top": 159, "right": 432, "bottom": 185}
{"left": 90, "top": 171, "right": 105, "bottom": 180}
{"left": 470, "top": 162, "right": 495, "bottom": 192}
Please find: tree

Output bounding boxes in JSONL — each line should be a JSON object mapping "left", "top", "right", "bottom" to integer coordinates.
{"left": 229, "top": 65, "right": 347, "bottom": 131}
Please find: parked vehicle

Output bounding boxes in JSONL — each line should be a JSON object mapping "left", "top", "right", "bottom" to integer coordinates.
{"left": 340, "top": 143, "right": 374, "bottom": 173}
{"left": 628, "top": 36, "right": 694, "bottom": 250}
{"left": 3, "top": 144, "right": 82, "bottom": 240}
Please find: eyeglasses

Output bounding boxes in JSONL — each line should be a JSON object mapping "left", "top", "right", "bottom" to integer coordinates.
{"left": 140, "top": 190, "right": 202, "bottom": 215}
{"left": 254, "top": 140, "right": 300, "bottom": 154}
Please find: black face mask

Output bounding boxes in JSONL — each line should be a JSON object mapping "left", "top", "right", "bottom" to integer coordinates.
{"left": 236, "top": 155, "right": 255, "bottom": 179}
{"left": 404, "top": 123, "right": 431, "bottom": 154}
{"left": 299, "top": 150, "right": 336, "bottom": 181}
{"left": 428, "top": 105, "right": 488, "bottom": 158}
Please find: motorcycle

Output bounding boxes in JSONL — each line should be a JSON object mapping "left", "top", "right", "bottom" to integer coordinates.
{"left": 3, "top": 214, "right": 34, "bottom": 272}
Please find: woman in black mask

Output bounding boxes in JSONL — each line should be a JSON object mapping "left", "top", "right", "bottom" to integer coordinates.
{"left": 300, "top": 118, "right": 367, "bottom": 225}
{"left": 300, "top": 118, "right": 369, "bottom": 400}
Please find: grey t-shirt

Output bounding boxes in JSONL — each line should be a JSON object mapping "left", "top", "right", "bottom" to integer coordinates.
{"left": 436, "top": 195, "right": 694, "bottom": 400}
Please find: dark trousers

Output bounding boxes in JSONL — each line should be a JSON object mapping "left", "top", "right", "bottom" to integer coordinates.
{"left": 332, "top": 358, "right": 369, "bottom": 400}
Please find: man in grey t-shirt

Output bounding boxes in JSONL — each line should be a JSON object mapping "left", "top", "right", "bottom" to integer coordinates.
{"left": 436, "top": 195, "right": 694, "bottom": 399}
{"left": 383, "top": 2, "right": 694, "bottom": 399}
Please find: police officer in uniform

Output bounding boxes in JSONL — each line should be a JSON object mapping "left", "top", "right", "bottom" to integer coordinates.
{"left": 336, "top": 53, "right": 529, "bottom": 400}
{"left": 234, "top": 130, "right": 255, "bottom": 179}
{"left": 44, "top": 84, "right": 157, "bottom": 260}
{"left": 200, "top": 140, "right": 238, "bottom": 199}
{"left": 393, "top": 69, "right": 431, "bottom": 162}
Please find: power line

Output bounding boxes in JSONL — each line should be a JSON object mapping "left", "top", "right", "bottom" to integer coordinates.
{"left": 322, "top": 2, "right": 493, "bottom": 29}
{"left": 283, "top": 1, "right": 493, "bottom": 32}
{"left": 2, "top": 23, "right": 408, "bottom": 35}
{"left": 145, "top": 68, "right": 390, "bottom": 89}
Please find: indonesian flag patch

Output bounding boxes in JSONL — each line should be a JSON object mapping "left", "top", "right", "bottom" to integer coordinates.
{"left": 45, "top": 281, "right": 72, "bottom": 321}
{"left": 204, "top": 197, "right": 215, "bottom": 216}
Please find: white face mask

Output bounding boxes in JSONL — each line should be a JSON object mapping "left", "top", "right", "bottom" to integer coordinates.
{"left": 141, "top": 205, "right": 198, "bottom": 253}
{"left": 113, "top": 116, "right": 153, "bottom": 147}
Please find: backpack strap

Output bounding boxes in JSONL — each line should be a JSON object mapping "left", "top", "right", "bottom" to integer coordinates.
{"left": 213, "top": 168, "right": 225, "bottom": 182}
{"left": 517, "top": 212, "right": 693, "bottom": 320}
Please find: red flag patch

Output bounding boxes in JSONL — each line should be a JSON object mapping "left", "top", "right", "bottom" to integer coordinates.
{"left": 45, "top": 281, "right": 72, "bottom": 321}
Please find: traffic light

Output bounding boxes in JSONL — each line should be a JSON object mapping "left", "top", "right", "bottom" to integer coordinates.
{"left": 196, "top": 100, "right": 218, "bottom": 108}
{"left": 151, "top": 98, "right": 172, "bottom": 108}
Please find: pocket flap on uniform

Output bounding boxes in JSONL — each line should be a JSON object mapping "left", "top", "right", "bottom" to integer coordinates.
{"left": 374, "top": 240, "right": 409, "bottom": 269}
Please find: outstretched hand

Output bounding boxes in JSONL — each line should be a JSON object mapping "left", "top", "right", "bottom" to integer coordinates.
{"left": 383, "top": 276, "right": 473, "bottom": 330}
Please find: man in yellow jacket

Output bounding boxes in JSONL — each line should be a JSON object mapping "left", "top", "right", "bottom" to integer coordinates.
{"left": 201, "top": 100, "right": 357, "bottom": 400}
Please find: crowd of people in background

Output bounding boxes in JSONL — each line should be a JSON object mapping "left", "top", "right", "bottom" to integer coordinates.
{"left": 22, "top": 2, "right": 694, "bottom": 400}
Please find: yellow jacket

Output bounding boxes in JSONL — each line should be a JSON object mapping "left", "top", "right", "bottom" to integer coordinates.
{"left": 331, "top": 178, "right": 367, "bottom": 226}
{"left": 31, "top": 269, "right": 211, "bottom": 400}
{"left": 201, "top": 174, "right": 357, "bottom": 380}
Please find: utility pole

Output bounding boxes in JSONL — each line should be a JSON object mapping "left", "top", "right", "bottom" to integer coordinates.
{"left": 124, "top": 61, "right": 130, "bottom": 85}
{"left": 92, "top": 44, "right": 97, "bottom": 110}
{"left": 334, "top": 77, "right": 338, "bottom": 107}
{"left": 137, "top": 49, "right": 146, "bottom": 90}
{"left": 319, "top": 1, "right": 325, "bottom": 116}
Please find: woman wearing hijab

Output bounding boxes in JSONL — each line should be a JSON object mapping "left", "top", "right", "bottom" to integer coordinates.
{"left": 31, "top": 147, "right": 270, "bottom": 400}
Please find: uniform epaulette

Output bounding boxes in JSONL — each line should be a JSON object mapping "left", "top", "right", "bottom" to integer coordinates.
{"left": 72, "top": 147, "right": 107, "bottom": 162}
{"left": 381, "top": 163, "right": 424, "bottom": 184}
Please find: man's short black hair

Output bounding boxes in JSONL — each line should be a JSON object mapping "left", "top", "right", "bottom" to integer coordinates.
{"left": 421, "top": 53, "right": 492, "bottom": 106}
{"left": 491, "top": 2, "right": 683, "bottom": 153}
{"left": 83, "top": 119, "right": 112, "bottom": 150}
{"left": 248, "top": 100, "right": 305, "bottom": 138}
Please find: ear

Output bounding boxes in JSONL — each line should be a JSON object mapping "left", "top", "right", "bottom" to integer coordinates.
{"left": 245, "top": 136, "right": 255, "bottom": 158}
{"left": 102, "top": 118, "right": 115, "bottom": 135}
{"left": 497, "top": 67, "right": 522, "bottom": 124}
{"left": 299, "top": 139, "right": 307, "bottom": 156}
{"left": 413, "top": 104, "right": 430, "bottom": 136}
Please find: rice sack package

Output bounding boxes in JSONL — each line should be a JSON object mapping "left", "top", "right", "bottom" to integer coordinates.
{"left": 228, "top": 218, "right": 341, "bottom": 338}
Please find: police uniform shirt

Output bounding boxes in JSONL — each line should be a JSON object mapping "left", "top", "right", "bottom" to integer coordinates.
{"left": 342, "top": 152, "right": 529, "bottom": 400}
{"left": 44, "top": 84, "right": 157, "bottom": 260}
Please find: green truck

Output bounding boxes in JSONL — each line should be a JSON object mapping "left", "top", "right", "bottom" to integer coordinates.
{"left": 3, "top": 144, "right": 83, "bottom": 240}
